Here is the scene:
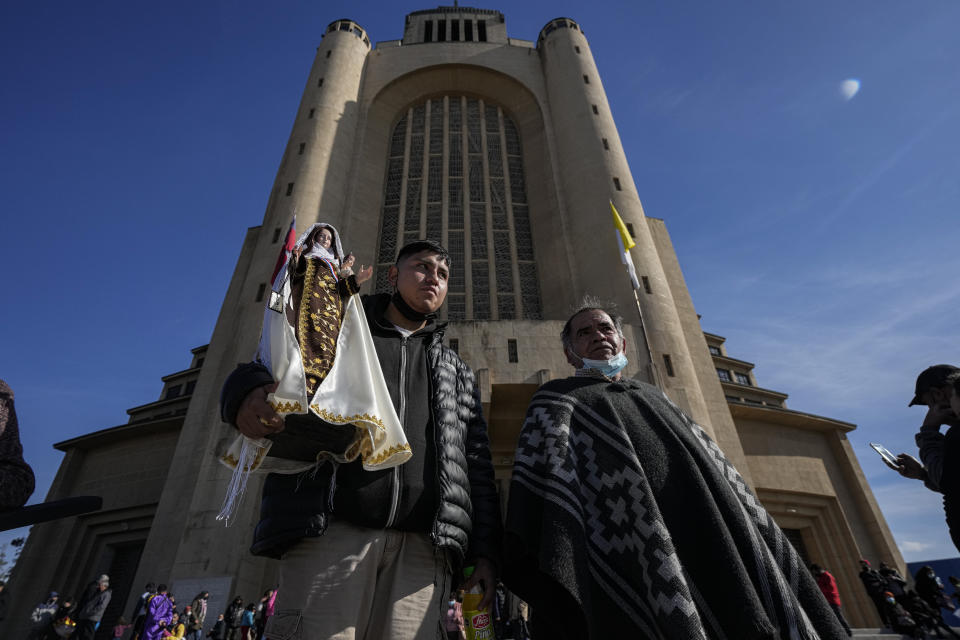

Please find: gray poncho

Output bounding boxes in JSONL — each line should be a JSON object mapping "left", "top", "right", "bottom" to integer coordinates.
{"left": 504, "top": 376, "right": 846, "bottom": 640}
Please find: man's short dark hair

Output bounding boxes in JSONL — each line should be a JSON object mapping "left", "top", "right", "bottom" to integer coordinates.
{"left": 396, "top": 239, "right": 450, "bottom": 267}
{"left": 158, "top": 584, "right": 168, "bottom": 593}
{"left": 560, "top": 297, "right": 624, "bottom": 352}
{"left": 146, "top": 582, "right": 156, "bottom": 591}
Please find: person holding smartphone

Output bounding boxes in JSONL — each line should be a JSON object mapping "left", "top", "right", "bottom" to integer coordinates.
{"left": 889, "top": 365, "right": 960, "bottom": 552}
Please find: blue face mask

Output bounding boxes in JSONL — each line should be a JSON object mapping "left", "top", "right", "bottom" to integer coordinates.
{"left": 580, "top": 351, "right": 628, "bottom": 377}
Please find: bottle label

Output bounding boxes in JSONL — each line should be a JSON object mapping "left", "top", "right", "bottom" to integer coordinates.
{"left": 462, "top": 592, "right": 495, "bottom": 640}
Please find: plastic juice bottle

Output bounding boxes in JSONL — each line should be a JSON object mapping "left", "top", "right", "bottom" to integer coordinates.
{"left": 461, "top": 566, "right": 495, "bottom": 640}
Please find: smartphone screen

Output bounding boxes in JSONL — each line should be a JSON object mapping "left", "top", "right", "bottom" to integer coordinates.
{"left": 870, "top": 442, "right": 900, "bottom": 467}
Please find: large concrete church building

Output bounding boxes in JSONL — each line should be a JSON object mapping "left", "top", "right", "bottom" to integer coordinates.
{"left": 5, "top": 6, "right": 902, "bottom": 636}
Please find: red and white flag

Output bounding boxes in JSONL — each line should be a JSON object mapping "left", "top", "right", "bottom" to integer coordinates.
{"left": 271, "top": 216, "right": 297, "bottom": 287}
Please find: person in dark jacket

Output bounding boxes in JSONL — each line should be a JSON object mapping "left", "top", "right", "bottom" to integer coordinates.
{"left": 70, "top": 574, "right": 111, "bottom": 640}
{"left": 206, "top": 613, "right": 226, "bottom": 640}
{"left": 892, "top": 365, "right": 960, "bottom": 552}
{"left": 223, "top": 598, "right": 243, "bottom": 640}
{"left": 221, "top": 240, "right": 501, "bottom": 640}
{"left": 879, "top": 562, "right": 909, "bottom": 601}
{"left": 881, "top": 592, "right": 924, "bottom": 639}
{"left": 0, "top": 379, "right": 35, "bottom": 510}
{"left": 859, "top": 559, "right": 891, "bottom": 627}
{"left": 902, "top": 589, "right": 960, "bottom": 638}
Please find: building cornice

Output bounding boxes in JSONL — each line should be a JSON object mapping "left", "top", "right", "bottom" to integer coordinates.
{"left": 713, "top": 354, "right": 755, "bottom": 369}
{"left": 126, "top": 395, "right": 190, "bottom": 417}
{"left": 728, "top": 402, "right": 855, "bottom": 433}
{"left": 161, "top": 366, "right": 201, "bottom": 383}
{"left": 720, "top": 381, "right": 787, "bottom": 401}
{"left": 54, "top": 416, "right": 183, "bottom": 452}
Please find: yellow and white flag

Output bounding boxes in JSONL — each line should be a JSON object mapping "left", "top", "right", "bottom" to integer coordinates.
{"left": 610, "top": 201, "right": 640, "bottom": 290}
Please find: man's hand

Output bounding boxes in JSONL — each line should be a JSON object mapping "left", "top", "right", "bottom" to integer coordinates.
{"left": 923, "top": 404, "right": 958, "bottom": 430}
{"left": 460, "top": 557, "right": 497, "bottom": 611}
{"left": 236, "top": 382, "right": 284, "bottom": 438}
{"left": 894, "top": 453, "right": 926, "bottom": 480}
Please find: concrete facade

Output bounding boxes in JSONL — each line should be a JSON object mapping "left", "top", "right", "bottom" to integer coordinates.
{"left": 3, "top": 6, "right": 902, "bottom": 637}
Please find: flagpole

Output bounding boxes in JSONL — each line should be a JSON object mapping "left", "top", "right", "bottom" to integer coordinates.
{"left": 631, "top": 286, "right": 661, "bottom": 389}
{"left": 610, "top": 199, "right": 661, "bottom": 389}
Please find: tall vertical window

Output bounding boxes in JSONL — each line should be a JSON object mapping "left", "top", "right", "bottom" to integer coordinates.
{"left": 437, "top": 19, "right": 447, "bottom": 42}
{"left": 451, "top": 20, "right": 460, "bottom": 41}
{"left": 375, "top": 96, "right": 542, "bottom": 321}
{"left": 663, "top": 354, "right": 675, "bottom": 377}
{"left": 477, "top": 20, "right": 487, "bottom": 42}
{"left": 424, "top": 20, "right": 433, "bottom": 42}
{"left": 464, "top": 20, "right": 474, "bottom": 41}
{"left": 507, "top": 339, "right": 518, "bottom": 363}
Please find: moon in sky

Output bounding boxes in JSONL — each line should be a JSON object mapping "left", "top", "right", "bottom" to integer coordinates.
{"left": 840, "top": 79, "right": 861, "bottom": 101}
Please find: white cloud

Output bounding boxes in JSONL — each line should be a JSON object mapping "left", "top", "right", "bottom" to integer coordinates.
{"left": 900, "top": 540, "right": 933, "bottom": 553}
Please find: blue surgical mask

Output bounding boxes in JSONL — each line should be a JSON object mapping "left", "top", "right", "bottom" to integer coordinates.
{"left": 580, "top": 352, "right": 628, "bottom": 378}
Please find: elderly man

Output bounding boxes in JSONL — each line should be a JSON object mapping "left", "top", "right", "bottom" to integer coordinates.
{"left": 221, "top": 239, "right": 500, "bottom": 640}
{"left": 503, "top": 301, "right": 846, "bottom": 640}
{"left": 70, "top": 575, "right": 111, "bottom": 640}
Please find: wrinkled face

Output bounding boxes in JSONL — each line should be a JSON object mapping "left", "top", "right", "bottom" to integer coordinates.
{"left": 565, "top": 309, "right": 625, "bottom": 365}
{"left": 389, "top": 250, "right": 449, "bottom": 314}
{"left": 314, "top": 228, "right": 333, "bottom": 249}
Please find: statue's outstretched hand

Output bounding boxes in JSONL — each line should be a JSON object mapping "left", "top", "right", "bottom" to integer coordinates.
{"left": 357, "top": 264, "right": 373, "bottom": 284}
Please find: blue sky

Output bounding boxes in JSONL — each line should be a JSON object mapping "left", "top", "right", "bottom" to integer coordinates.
{"left": 1, "top": 1, "right": 958, "bottom": 563}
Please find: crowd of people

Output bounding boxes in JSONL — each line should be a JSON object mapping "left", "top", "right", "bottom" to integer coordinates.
{"left": 853, "top": 559, "right": 960, "bottom": 639}
{"left": 23, "top": 579, "right": 276, "bottom": 640}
